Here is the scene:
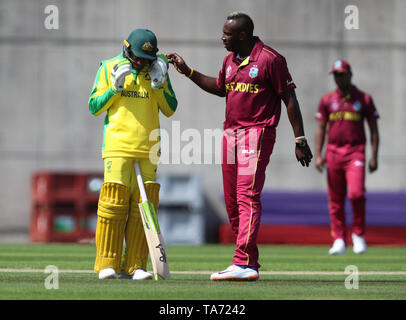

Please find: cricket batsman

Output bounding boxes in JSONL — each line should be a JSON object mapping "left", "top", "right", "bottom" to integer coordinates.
{"left": 315, "top": 60, "right": 380, "bottom": 255}
{"left": 88, "top": 29, "right": 177, "bottom": 279}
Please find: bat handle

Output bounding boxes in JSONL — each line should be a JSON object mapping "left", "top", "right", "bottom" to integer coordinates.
{"left": 134, "top": 162, "right": 148, "bottom": 203}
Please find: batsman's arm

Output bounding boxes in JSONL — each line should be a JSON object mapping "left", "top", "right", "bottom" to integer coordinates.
{"left": 166, "top": 53, "right": 225, "bottom": 97}
{"left": 281, "top": 89, "right": 313, "bottom": 167}
{"left": 155, "top": 74, "right": 178, "bottom": 117}
{"left": 315, "top": 120, "right": 327, "bottom": 172}
{"left": 88, "top": 63, "right": 119, "bottom": 116}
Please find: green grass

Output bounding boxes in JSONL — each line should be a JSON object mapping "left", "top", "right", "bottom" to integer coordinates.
{"left": 0, "top": 244, "right": 406, "bottom": 300}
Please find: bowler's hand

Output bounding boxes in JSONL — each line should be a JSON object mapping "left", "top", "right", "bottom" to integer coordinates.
{"left": 166, "top": 53, "right": 189, "bottom": 75}
{"left": 295, "top": 144, "right": 313, "bottom": 167}
{"left": 315, "top": 155, "right": 325, "bottom": 172}
{"left": 369, "top": 157, "right": 378, "bottom": 173}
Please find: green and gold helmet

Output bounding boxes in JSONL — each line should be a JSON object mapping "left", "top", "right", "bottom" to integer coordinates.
{"left": 124, "top": 28, "right": 158, "bottom": 61}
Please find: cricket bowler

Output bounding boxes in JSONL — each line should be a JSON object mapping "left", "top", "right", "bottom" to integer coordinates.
{"left": 167, "top": 12, "right": 313, "bottom": 281}
{"left": 315, "top": 60, "right": 380, "bottom": 255}
{"left": 88, "top": 29, "right": 177, "bottom": 279}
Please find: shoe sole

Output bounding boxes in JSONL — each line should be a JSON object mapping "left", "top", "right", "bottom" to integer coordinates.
{"left": 99, "top": 274, "right": 117, "bottom": 280}
{"left": 210, "top": 275, "right": 260, "bottom": 282}
{"left": 328, "top": 252, "right": 346, "bottom": 255}
{"left": 133, "top": 276, "right": 153, "bottom": 280}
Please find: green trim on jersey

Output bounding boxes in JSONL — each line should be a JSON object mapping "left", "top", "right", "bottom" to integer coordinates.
{"left": 89, "top": 87, "right": 115, "bottom": 115}
{"left": 131, "top": 69, "right": 138, "bottom": 85}
{"left": 163, "top": 75, "right": 177, "bottom": 112}
{"left": 102, "top": 110, "right": 109, "bottom": 151}
{"left": 88, "top": 53, "right": 125, "bottom": 116}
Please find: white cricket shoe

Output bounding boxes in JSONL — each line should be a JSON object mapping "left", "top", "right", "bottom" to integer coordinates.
{"left": 328, "top": 238, "right": 347, "bottom": 255}
{"left": 210, "top": 265, "right": 259, "bottom": 281}
{"left": 352, "top": 233, "right": 367, "bottom": 254}
{"left": 98, "top": 268, "right": 118, "bottom": 279}
{"left": 132, "top": 269, "right": 153, "bottom": 280}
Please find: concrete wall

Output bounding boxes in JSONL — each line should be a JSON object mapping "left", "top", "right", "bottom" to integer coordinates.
{"left": 0, "top": 0, "right": 405, "bottom": 231}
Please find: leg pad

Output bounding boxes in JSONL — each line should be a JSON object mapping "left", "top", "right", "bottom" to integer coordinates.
{"left": 94, "top": 183, "right": 129, "bottom": 274}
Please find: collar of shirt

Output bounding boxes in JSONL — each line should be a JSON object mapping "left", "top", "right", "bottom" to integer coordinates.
{"left": 335, "top": 85, "right": 358, "bottom": 100}
{"left": 236, "top": 53, "right": 249, "bottom": 61}
{"left": 232, "top": 36, "right": 264, "bottom": 66}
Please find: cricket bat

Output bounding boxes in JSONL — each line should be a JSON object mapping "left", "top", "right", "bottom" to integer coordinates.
{"left": 134, "top": 162, "right": 170, "bottom": 280}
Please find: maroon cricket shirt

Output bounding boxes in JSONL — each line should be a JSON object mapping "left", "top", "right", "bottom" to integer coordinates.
{"left": 216, "top": 37, "right": 296, "bottom": 130}
{"left": 316, "top": 86, "right": 380, "bottom": 147}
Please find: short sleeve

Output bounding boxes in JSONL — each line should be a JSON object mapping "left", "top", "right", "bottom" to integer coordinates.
{"left": 315, "top": 96, "right": 329, "bottom": 122}
{"left": 270, "top": 56, "right": 296, "bottom": 95}
{"left": 216, "top": 58, "right": 226, "bottom": 90}
{"left": 364, "top": 94, "right": 380, "bottom": 120}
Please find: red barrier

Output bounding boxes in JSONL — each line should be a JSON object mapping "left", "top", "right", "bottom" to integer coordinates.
{"left": 30, "top": 171, "right": 103, "bottom": 243}
{"left": 219, "top": 223, "right": 406, "bottom": 245}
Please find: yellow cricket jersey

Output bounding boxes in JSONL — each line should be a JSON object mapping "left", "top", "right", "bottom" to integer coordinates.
{"left": 88, "top": 53, "right": 177, "bottom": 160}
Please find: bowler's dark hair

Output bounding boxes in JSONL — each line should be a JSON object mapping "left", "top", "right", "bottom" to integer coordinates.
{"left": 227, "top": 12, "right": 254, "bottom": 37}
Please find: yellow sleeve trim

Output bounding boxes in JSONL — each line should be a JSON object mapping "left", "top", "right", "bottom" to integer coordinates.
{"left": 263, "top": 48, "right": 277, "bottom": 57}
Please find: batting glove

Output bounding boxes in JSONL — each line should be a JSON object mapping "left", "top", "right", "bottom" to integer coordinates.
{"left": 149, "top": 56, "right": 168, "bottom": 89}
{"left": 111, "top": 59, "right": 132, "bottom": 93}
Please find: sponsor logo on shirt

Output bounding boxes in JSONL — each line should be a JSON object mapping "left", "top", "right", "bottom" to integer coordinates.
{"left": 329, "top": 111, "right": 361, "bottom": 121}
{"left": 121, "top": 90, "right": 150, "bottom": 99}
{"left": 249, "top": 66, "right": 259, "bottom": 78}
{"left": 225, "top": 82, "right": 259, "bottom": 94}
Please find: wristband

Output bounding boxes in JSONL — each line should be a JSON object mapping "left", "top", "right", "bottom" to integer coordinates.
{"left": 295, "top": 137, "right": 307, "bottom": 148}
{"left": 187, "top": 67, "right": 194, "bottom": 78}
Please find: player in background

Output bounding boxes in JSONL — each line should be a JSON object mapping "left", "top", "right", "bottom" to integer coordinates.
{"left": 315, "top": 60, "right": 380, "bottom": 255}
{"left": 167, "top": 12, "right": 313, "bottom": 281}
{"left": 88, "top": 29, "right": 177, "bottom": 279}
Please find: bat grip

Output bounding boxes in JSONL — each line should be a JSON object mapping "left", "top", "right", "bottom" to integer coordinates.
{"left": 134, "top": 162, "right": 148, "bottom": 203}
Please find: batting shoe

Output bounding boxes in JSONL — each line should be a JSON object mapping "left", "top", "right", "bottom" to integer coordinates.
{"left": 352, "top": 233, "right": 367, "bottom": 254}
{"left": 98, "top": 268, "right": 118, "bottom": 279}
{"left": 210, "top": 265, "right": 260, "bottom": 281}
{"left": 328, "top": 239, "right": 347, "bottom": 255}
{"left": 132, "top": 269, "right": 153, "bottom": 280}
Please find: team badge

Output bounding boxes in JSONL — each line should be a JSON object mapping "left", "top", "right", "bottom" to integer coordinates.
{"left": 353, "top": 101, "right": 362, "bottom": 111}
{"left": 331, "top": 101, "right": 339, "bottom": 111}
{"left": 334, "top": 60, "right": 343, "bottom": 69}
{"left": 142, "top": 42, "right": 154, "bottom": 52}
{"left": 249, "top": 66, "right": 258, "bottom": 78}
{"left": 226, "top": 65, "right": 232, "bottom": 79}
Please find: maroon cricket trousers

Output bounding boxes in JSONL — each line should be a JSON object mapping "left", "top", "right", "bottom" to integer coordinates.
{"left": 325, "top": 144, "right": 366, "bottom": 243}
{"left": 222, "top": 126, "right": 276, "bottom": 269}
